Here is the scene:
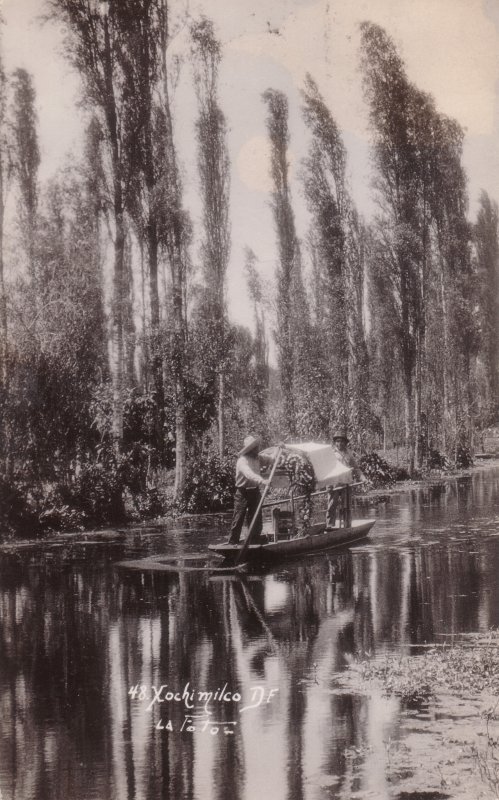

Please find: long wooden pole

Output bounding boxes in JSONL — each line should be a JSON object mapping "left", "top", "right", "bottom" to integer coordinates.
{"left": 236, "top": 446, "right": 283, "bottom": 565}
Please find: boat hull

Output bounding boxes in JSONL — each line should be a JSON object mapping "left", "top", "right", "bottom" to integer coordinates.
{"left": 208, "top": 518, "right": 375, "bottom": 563}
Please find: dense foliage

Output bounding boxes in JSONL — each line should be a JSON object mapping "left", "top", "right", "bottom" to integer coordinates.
{"left": 179, "top": 453, "right": 234, "bottom": 514}
{"left": 0, "top": 8, "right": 497, "bottom": 537}
{"left": 358, "top": 452, "right": 397, "bottom": 488}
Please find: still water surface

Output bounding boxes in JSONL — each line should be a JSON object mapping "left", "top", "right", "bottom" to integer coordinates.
{"left": 1, "top": 468, "right": 499, "bottom": 800}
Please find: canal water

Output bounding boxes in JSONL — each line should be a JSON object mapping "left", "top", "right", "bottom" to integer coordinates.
{"left": 1, "top": 467, "right": 499, "bottom": 800}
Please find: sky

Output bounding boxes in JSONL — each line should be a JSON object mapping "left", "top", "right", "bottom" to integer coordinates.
{"left": 2, "top": 0, "right": 499, "bottom": 332}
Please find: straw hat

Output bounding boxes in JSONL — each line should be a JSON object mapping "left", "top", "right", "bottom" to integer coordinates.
{"left": 238, "top": 435, "right": 260, "bottom": 456}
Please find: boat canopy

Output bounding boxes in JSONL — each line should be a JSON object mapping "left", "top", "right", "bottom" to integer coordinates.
{"left": 260, "top": 441, "right": 352, "bottom": 490}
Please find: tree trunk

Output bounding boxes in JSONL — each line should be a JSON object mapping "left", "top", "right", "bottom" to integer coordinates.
{"left": 282, "top": 320, "right": 296, "bottom": 436}
{"left": 160, "top": 0, "right": 187, "bottom": 500}
{"left": 453, "top": 370, "right": 460, "bottom": 463}
{"left": 124, "top": 242, "right": 136, "bottom": 387}
{"left": 404, "top": 368, "right": 415, "bottom": 476}
{"left": 174, "top": 382, "right": 186, "bottom": 500}
{"left": 172, "top": 240, "right": 186, "bottom": 499}
{"left": 112, "top": 212, "right": 125, "bottom": 446}
{"left": 0, "top": 153, "right": 8, "bottom": 475}
{"left": 139, "top": 240, "right": 149, "bottom": 389}
{"left": 280, "top": 284, "right": 296, "bottom": 437}
{"left": 101, "top": 12, "right": 125, "bottom": 452}
{"left": 147, "top": 221, "right": 165, "bottom": 449}
{"left": 439, "top": 263, "right": 450, "bottom": 452}
{"left": 467, "top": 354, "right": 474, "bottom": 452}
{"left": 414, "top": 330, "right": 422, "bottom": 469}
{"left": 148, "top": 222, "right": 160, "bottom": 329}
{"left": 218, "top": 370, "right": 225, "bottom": 455}
{"left": 142, "top": 12, "right": 165, "bottom": 450}
{"left": 0, "top": 155, "right": 6, "bottom": 391}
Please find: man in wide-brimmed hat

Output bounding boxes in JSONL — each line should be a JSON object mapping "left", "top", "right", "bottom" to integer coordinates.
{"left": 327, "top": 431, "right": 364, "bottom": 528}
{"left": 331, "top": 431, "right": 358, "bottom": 469}
{"left": 228, "top": 435, "right": 269, "bottom": 544}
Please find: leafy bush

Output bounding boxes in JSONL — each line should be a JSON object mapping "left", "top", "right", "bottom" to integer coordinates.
{"left": 0, "top": 432, "right": 172, "bottom": 536}
{"left": 73, "top": 461, "right": 126, "bottom": 523}
{"left": 359, "top": 452, "right": 397, "bottom": 488}
{"left": 0, "top": 475, "right": 39, "bottom": 536}
{"left": 130, "top": 485, "right": 167, "bottom": 519}
{"left": 180, "top": 453, "right": 234, "bottom": 514}
{"left": 427, "top": 449, "right": 451, "bottom": 470}
{"left": 39, "top": 489, "right": 88, "bottom": 532}
{"left": 391, "top": 465, "right": 410, "bottom": 481}
{"left": 34, "top": 449, "right": 167, "bottom": 533}
{"left": 456, "top": 445, "right": 473, "bottom": 468}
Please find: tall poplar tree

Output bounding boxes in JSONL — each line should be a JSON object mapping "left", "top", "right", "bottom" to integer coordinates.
{"left": 156, "top": 0, "right": 190, "bottom": 497}
{"left": 191, "top": 17, "right": 231, "bottom": 455}
{"left": 117, "top": 0, "right": 166, "bottom": 448}
{"left": 301, "top": 74, "right": 368, "bottom": 439}
{"left": 361, "top": 22, "right": 477, "bottom": 464}
{"left": 475, "top": 191, "right": 499, "bottom": 419}
{"left": 244, "top": 247, "right": 269, "bottom": 417}
{"left": 11, "top": 68, "right": 40, "bottom": 286}
{"left": 49, "top": 0, "right": 141, "bottom": 449}
{"left": 0, "top": 51, "right": 10, "bottom": 473}
{"left": 360, "top": 23, "right": 430, "bottom": 471}
{"left": 263, "top": 88, "right": 298, "bottom": 435}
{"left": 431, "top": 114, "right": 476, "bottom": 454}
{"left": 0, "top": 57, "right": 8, "bottom": 396}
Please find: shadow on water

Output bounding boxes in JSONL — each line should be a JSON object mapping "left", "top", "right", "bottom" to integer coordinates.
{"left": 1, "top": 466, "right": 499, "bottom": 798}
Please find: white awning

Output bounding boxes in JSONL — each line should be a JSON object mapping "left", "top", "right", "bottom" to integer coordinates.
{"left": 260, "top": 441, "right": 353, "bottom": 489}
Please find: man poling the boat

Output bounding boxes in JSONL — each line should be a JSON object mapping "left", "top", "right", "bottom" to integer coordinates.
{"left": 228, "top": 435, "right": 269, "bottom": 545}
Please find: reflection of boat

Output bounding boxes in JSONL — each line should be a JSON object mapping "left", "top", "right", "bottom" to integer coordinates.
{"left": 210, "top": 441, "right": 376, "bottom": 565}
{"left": 115, "top": 553, "right": 246, "bottom": 574}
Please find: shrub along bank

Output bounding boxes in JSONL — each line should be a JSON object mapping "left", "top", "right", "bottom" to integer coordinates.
{"left": 0, "top": 447, "right": 476, "bottom": 538}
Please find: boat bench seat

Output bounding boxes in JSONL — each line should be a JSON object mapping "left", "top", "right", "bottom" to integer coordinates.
{"left": 271, "top": 507, "right": 295, "bottom": 538}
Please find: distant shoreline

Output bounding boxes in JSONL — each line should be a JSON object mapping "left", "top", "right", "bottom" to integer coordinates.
{"left": 2, "top": 458, "right": 498, "bottom": 552}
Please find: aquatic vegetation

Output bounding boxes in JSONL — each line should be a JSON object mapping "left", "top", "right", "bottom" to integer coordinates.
{"left": 359, "top": 633, "right": 499, "bottom": 700}
{"left": 352, "top": 633, "right": 499, "bottom": 797}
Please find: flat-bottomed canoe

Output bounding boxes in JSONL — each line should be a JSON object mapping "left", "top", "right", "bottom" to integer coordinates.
{"left": 209, "top": 517, "right": 375, "bottom": 564}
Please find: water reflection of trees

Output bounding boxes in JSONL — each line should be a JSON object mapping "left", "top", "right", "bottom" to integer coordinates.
{"left": 1, "top": 510, "right": 499, "bottom": 797}
{"left": 0, "top": 552, "right": 119, "bottom": 800}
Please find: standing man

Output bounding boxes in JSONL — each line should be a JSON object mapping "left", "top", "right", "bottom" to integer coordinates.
{"left": 327, "top": 431, "right": 364, "bottom": 528}
{"left": 332, "top": 431, "right": 362, "bottom": 474}
{"left": 228, "top": 435, "right": 269, "bottom": 544}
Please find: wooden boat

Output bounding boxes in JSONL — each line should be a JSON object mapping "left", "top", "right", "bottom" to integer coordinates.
{"left": 209, "top": 480, "right": 375, "bottom": 565}
{"left": 209, "top": 517, "right": 375, "bottom": 564}
{"left": 210, "top": 441, "right": 375, "bottom": 566}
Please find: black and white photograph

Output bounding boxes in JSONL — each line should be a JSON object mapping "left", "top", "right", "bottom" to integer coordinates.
{"left": 1, "top": 0, "right": 499, "bottom": 798}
